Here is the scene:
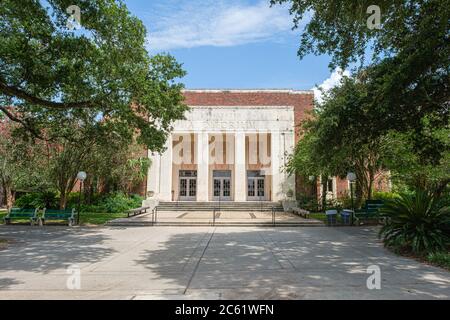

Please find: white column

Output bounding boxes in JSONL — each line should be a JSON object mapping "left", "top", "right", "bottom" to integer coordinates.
{"left": 234, "top": 132, "right": 246, "bottom": 201}
{"left": 284, "top": 130, "right": 296, "bottom": 197}
{"left": 146, "top": 149, "right": 160, "bottom": 198}
{"left": 271, "top": 131, "right": 282, "bottom": 201}
{"left": 196, "top": 132, "right": 209, "bottom": 201}
{"left": 159, "top": 134, "right": 173, "bottom": 201}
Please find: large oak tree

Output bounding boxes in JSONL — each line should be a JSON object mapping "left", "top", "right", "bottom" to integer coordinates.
{"left": 272, "top": 0, "right": 449, "bottom": 163}
{"left": 0, "top": 0, "right": 187, "bottom": 151}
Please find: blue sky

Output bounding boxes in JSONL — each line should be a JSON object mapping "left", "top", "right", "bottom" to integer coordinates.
{"left": 124, "top": 0, "right": 347, "bottom": 95}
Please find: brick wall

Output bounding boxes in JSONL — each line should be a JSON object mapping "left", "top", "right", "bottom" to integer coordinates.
{"left": 182, "top": 90, "right": 314, "bottom": 143}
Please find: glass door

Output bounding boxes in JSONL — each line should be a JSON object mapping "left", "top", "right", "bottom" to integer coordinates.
{"left": 212, "top": 170, "right": 232, "bottom": 201}
{"left": 247, "top": 171, "right": 266, "bottom": 201}
{"left": 179, "top": 170, "right": 197, "bottom": 201}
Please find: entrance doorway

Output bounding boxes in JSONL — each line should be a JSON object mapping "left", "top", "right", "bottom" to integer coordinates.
{"left": 247, "top": 170, "right": 266, "bottom": 201}
{"left": 179, "top": 170, "right": 197, "bottom": 201}
{"left": 212, "top": 170, "right": 232, "bottom": 201}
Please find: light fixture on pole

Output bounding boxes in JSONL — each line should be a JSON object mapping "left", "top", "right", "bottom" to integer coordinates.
{"left": 346, "top": 172, "right": 356, "bottom": 225}
{"left": 76, "top": 171, "right": 87, "bottom": 225}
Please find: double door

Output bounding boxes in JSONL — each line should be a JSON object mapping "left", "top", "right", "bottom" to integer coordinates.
{"left": 179, "top": 170, "right": 197, "bottom": 201}
{"left": 247, "top": 171, "right": 266, "bottom": 200}
{"left": 213, "top": 170, "right": 231, "bottom": 201}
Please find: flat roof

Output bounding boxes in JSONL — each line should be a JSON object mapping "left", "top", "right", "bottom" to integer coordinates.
{"left": 183, "top": 89, "right": 313, "bottom": 94}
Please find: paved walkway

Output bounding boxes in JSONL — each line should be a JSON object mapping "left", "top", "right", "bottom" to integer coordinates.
{"left": 108, "top": 210, "right": 323, "bottom": 226}
{"left": 0, "top": 225, "right": 449, "bottom": 299}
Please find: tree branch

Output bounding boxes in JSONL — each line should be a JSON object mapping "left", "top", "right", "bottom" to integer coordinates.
{"left": 0, "top": 106, "right": 46, "bottom": 140}
{"left": 0, "top": 80, "right": 100, "bottom": 110}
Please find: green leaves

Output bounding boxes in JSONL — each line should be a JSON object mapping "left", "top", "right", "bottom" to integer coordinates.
{"left": 379, "top": 190, "right": 450, "bottom": 254}
{"left": 0, "top": 0, "right": 187, "bottom": 150}
{"left": 274, "top": 0, "right": 449, "bottom": 163}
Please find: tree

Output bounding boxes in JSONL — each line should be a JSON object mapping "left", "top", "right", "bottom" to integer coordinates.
{"left": 272, "top": 0, "right": 449, "bottom": 161}
{"left": 381, "top": 126, "right": 450, "bottom": 196}
{"left": 288, "top": 76, "right": 388, "bottom": 206}
{"left": 0, "top": 118, "right": 49, "bottom": 208}
{"left": 0, "top": 0, "right": 187, "bottom": 151}
{"left": 43, "top": 119, "right": 150, "bottom": 209}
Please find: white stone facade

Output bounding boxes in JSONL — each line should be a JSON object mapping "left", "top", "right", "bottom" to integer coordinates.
{"left": 146, "top": 96, "right": 298, "bottom": 203}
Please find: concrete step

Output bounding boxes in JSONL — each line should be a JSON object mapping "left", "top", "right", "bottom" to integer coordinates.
{"left": 157, "top": 201, "right": 284, "bottom": 212}
{"left": 107, "top": 221, "right": 323, "bottom": 227}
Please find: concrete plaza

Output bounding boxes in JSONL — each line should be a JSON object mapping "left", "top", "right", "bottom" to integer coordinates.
{"left": 0, "top": 225, "right": 449, "bottom": 299}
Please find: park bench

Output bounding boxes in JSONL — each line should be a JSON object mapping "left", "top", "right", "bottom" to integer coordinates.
{"left": 4, "top": 208, "right": 39, "bottom": 225}
{"left": 354, "top": 200, "right": 384, "bottom": 225}
{"left": 126, "top": 206, "right": 150, "bottom": 218}
{"left": 40, "top": 208, "right": 76, "bottom": 226}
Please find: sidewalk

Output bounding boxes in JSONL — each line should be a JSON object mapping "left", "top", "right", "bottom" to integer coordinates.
{"left": 107, "top": 210, "right": 324, "bottom": 226}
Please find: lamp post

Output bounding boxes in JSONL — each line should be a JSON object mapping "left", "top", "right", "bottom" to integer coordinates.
{"left": 346, "top": 172, "right": 356, "bottom": 225}
{"left": 76, "top": 171, "right": 87, "bottom": 225}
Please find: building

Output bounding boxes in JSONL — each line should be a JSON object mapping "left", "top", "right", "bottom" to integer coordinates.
{"left": 144, "top": 89, "right": 389, "bottom": 204}
{"left": 145, "top": 89, "right": 311, "bottom": 204}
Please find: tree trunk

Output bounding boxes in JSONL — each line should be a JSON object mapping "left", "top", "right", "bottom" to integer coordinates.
{"left": 59, "top": 190, "right": 67, "bottom": 209}
{"left": 4, "top": 183, "right": 15, "bottom": 209}
{"left": 321, "top": 176, "right": 327, "bottom": 211}
{"left": 0, "top": 184, "right": 4, "bottom": 207}
{"left": 83, "top": 177, "right": 94, "bottom": 205}
{"left": 367, "top": 171, "right": 374, "bottom": 200}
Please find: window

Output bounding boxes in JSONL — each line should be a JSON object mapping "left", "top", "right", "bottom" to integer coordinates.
{"left": 327, "top": 178, "right": 333, "bottom": 193}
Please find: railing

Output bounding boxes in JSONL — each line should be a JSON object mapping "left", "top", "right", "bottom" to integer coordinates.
{"left": 212, "top": 207, "right": 217, "bottom": 226}
{"left": 271, "top": 206, "right": 275, "bottom": 226}
{"left": 151, "top": 206, "right": 158, "bottom": 226}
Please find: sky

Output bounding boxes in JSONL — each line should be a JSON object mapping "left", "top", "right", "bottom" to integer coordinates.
{"left": 123, "top": 0, "right": 349, "bottom": 99}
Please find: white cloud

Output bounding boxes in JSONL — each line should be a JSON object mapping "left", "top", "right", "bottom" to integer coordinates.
{"left": 312, "top": 67, "right": 350, "bottom": 104}
{"left": 146, "top": 1, "right": 297, "bottom": 51}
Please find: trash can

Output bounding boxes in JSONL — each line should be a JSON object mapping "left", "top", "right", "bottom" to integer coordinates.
{"left": 340, "top": 209, "right": 352, "bottom": 225}
{"left": 325, "top": 210, "right": 338, "bottom": 225}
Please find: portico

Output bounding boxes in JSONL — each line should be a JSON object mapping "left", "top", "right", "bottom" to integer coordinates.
{"left": 146, "top": 89, "right": 312, "bottom": 203}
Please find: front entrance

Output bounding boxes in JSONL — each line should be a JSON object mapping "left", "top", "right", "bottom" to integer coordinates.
{"left": 179, "top": 170, "right": 197, "bottom": 201}
{"left": 212, "top": 170, "right": 232, "bottom": 201}
{"left": 247, "top": 170, "right": 266, "bottom": 201}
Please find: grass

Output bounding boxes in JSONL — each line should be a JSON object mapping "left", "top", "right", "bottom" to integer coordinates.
{"left": 0, "top": 210, "right": 126, "bottom": 226}
{"left": 79, "top": 212, "right": 127, "bottom": 225}
{"left": 310, "top": 212, "right": 348, "bottom": 224}
{"left": 0, "top": 211, "right": 7, "bottom": 224}
{"left": 310, "top": 213, "right": 326, "bottom": 222}
{"left": 426, "top": 252, "right": 450, "bottom": 271}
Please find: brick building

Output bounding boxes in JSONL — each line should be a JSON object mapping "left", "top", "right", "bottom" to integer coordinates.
{"left": 143, "top": 89, "right": 388, "bottom": 204}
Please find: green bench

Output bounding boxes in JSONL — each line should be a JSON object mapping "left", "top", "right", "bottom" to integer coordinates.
{"left": 4, "top": 208, "right": 39, "bottom": 225}
{"left": 354, "top": 200, "right": 384, "bottom": 225}
{"left": 40, "top": 208, "right": 76, "bottom": 226}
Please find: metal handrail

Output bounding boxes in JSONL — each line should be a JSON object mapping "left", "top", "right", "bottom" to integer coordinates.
{"left": 272, "top": 206, "right": 275, "bottom": 226}
{"left": 213, "top": 207, "right": 216, "bottom": 226}
{"left": 153, "top": 206, "right": 158, "bottom": 225}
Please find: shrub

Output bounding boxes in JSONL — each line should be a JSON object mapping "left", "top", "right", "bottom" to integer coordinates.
{"left": 87, "top": 192, "right": 142, "bottom": 213}
{"left": 15, "top": 192, "right": 58, "bottom": 209}
{"left": 427, "top": 252, "right": 450, "bottom": 270}
{"left": 297, "top": 194, "right": 320, "bottom": 212}
{"left": 372, "top": 191, "right": 401, "bottom": 202}
{"left": 15, "top": 191, "right": 143, "bottom": 213}
{"left": 379, "top": 190, "right": 450, "bottom": 255}
{"left": 335, "top": 194, "right": 353, "bottom": 210}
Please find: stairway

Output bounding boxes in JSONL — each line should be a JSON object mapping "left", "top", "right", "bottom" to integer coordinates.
{"left": 156, "top": 201, "right": 284, "bottom": 212}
